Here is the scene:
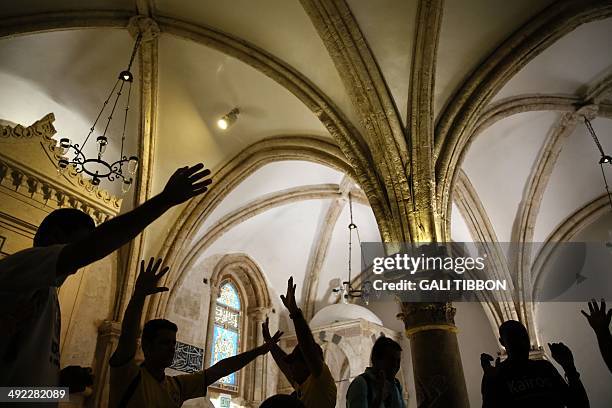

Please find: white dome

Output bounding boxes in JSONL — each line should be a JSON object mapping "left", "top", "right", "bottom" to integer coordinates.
{"left": 310, "top": 303, "right": 383, "bottom": 327}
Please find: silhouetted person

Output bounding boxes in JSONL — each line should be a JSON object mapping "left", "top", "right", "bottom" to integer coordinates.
{"left": 481, "top": 320, "right": 589, "bottom": 408}
{"left": 262, "top": 277, "right": 337, "bottom": 408}
{"left": 581, "top": 299, "right": 612, "bottom": 374}
{"left": 0, "top": 163, "right": 211, "bottom": 392}
{"left": 260, "top": 394, "right": 306, "bottom": 408}
{"left": 109, "top": 258, "right": 282, "bottom": 407}
{"left": 346, "top": 336, "right": 405, "bottom": 408}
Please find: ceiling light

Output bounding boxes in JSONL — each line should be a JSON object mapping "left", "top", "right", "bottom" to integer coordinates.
{"left": 217, "top": 108, "right": 240, "bottom": 130}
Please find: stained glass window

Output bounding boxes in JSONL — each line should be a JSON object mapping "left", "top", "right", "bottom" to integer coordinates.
{"left": 211, "top": 281, "right": 241, "bottom": 392}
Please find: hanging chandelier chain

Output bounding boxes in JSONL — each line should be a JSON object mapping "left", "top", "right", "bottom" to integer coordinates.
{"left": 81, "top": 79, "right": 121, "bottom": 150}
{"left": 119, "top": 80, "right": 134, "bottom": 172}
{"left": 600, "top": 163, "right": 612, "bottom": 211}
{"left": 348, "top": 192, "right": 353, "bottom": 284}
{"left": 126, "top": 34, "right": 143, "bottom": 73}
{"left": 584, "top": 117, "right": 606, "bottom": 157}
{"left": 101, "top": 80, "right": 127, "bottom": 141}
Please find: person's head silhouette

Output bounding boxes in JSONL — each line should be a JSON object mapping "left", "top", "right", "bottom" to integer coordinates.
{"left": 34, "top": 208, "right": 95, "bottom": 247}
{"left": 499, "top": 320, "right": 530, "bottom": 361}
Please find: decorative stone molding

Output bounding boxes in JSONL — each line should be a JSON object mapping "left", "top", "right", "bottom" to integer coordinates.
{"left": 0, "top": 114, "right": 121, "bottom": 225}
{"left": 127, "top": 15, "right": 159, "bottom": 42}
{"left": 300, "top": 0, "right": 410, "bottom": 243}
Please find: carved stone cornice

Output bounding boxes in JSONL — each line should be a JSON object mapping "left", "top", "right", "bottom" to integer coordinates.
{"left": 0, "top": 114, "right": 121, "bottom": 224}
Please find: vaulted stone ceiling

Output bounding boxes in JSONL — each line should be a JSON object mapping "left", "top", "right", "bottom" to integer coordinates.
{"left": 1, "top": 0, "right": 611, "bottom": 329}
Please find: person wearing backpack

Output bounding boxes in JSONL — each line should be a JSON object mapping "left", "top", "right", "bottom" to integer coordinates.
{"left": 346, "top": 336, "right": 405, "bottom": 408}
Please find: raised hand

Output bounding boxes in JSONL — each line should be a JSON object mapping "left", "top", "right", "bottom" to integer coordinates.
{"left": 548, "top": 342, "right": 575, "bottom": 370}
{"left": 280, "top": 276, "right": 299, "bottom": 314}
{"left": 480, "top": 353, "right": 500, "bottom": 376}
{"left": 581, "top": 299, "right": 612, "bottom": 335}
{"left": 134, "top": 258, "right": 170, "bottom": 298}
{"left": 161, "top": 164, "right": 212, "bottom": 206}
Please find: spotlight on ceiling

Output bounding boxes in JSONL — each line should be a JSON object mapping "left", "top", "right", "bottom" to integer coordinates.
{"left": 217, "top": 108, "right": 240, "bottom": 130}
{"left": 600, "top": 155, "right": 612, "bottom": 164}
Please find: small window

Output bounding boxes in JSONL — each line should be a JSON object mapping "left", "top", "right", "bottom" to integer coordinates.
{"left": 210, "top": 281, "right": 241, "bottom": 392}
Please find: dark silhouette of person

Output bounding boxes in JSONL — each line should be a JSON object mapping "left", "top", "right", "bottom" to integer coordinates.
{"left": 480, "top": 320, "right": 589, "bottom": 408}
{"left": 0, "top": 164, "right": 211, "bottom": 392}
{"left": 260, "top": 394, "right": 306, "bottom": 408}
{"left": 109, "top": 257, "right": 282, "bottom": 407}
{"left": 346, "top": 336, "right": 405, "bottom": 408}
{"left": 581, "top": 299, "right": 612, "bottom": 374}
{"left": 262, "top": 277, "right": 337, "bottom": 408}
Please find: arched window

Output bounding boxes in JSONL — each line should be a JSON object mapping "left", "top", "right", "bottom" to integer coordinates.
{"left": 210, "top": 281, "right": 241, "bottom": 392}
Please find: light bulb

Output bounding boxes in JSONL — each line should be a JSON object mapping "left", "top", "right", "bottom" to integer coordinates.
{"left": 217, "top": 118, "right": 228, "bottom": 130}
{"left": 59, "top": 159, "right": 69, "bottom": 169}
{"left": 216, "top": 108, "right": 239, "bottom": 130}
{"left": 92, "top": 176, "right": 100, "bottom": 186}
{"left": 59, "top": 138, "right": 71, "bottom": 149}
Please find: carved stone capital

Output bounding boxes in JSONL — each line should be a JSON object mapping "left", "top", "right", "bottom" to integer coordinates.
{"left": 127, "top": 15, "right": 160, "bottom": 42}
{"left": 246, "top": 306, "right": 270, "bottom": 321}
{"left": 398, "top": 302, "right": 457, "bottom": 335}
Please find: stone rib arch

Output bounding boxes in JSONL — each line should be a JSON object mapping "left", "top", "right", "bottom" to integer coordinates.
{"left": 149, "top": 135, "right": 358, "bottom": 320}
{"left": 435, "top": 1, "right": 612, "bottom": 234}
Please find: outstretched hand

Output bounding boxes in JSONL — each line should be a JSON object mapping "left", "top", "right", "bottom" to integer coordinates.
{"left": 161, "top": 164, "right": 212, "bottom": 206}
{"left": 548, "top": 342, "right": 575, "bottom": 370}
{"left": 134, "top": 258, "right": 170, "bottom": 298}
{"left": 280, "top": 277, "right": 299, "bottom": 314}
{"left": 581, "top": 299, "right": 612, "bottom": 335}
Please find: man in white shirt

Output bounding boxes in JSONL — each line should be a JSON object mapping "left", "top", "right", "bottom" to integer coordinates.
{"left": 0, "top": 164, "right": 212, "bottom": 391}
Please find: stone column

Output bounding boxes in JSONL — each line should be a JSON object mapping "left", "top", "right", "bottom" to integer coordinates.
{"left": 398, "top": 302, "right": 469, "bottom": 408}
{"left": 86, "top": 320, "right": 121, "bottom": 408}
{"left": 245, "top": 306, "right": 270, "bottom": 406}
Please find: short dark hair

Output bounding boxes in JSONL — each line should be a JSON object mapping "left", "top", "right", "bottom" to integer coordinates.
{"left": 499, "top": 320, "right": 527, "bottom": 338}
{"left": 260, "top": 394, "right": 305, "bottom": 408}
{"left": 371, "top": 336, "right": 402, "bottom": 363}
{"left": 142, "top": 319, "right": 178, "bottom": 343}
{"left": 34, "top": 209, "right": 95, "bottom": 247}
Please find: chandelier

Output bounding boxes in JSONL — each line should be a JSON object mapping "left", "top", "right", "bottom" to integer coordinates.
{"left": 57, "top": 34, "right": 142, "bottom": 193}
{"left": 333, "top": 192, "right": 372, "bottom": 305}
{"left": 584, "top": 117, "right": 612, "bottom": 211}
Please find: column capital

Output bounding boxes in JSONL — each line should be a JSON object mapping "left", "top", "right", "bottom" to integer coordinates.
{"left": 247, "top": 306, "right": 270, "bottom": 321}
{"left": 398, "top": 302, "right": 457, "bottom": 336}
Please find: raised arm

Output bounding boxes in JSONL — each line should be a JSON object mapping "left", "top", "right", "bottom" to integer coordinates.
{"left": 281, "top": 277, "right": 323, "bottom": 377}
{"left": 205, "top": 330, "right": 282, "bottom": 386}
{"left": 57, "top": 165, "right": 212, "bottom": 278}
{"left": 109, "top": 258, "right": 169, "bottom": 366}
{"left": 549, "top": 342, "right": 590, "bottom": 408}
{"left": 581, "top": 299, "right": 612, "bottom": 373}
{"left": 262, "top": 317, "right": 294, "bottom": 384}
